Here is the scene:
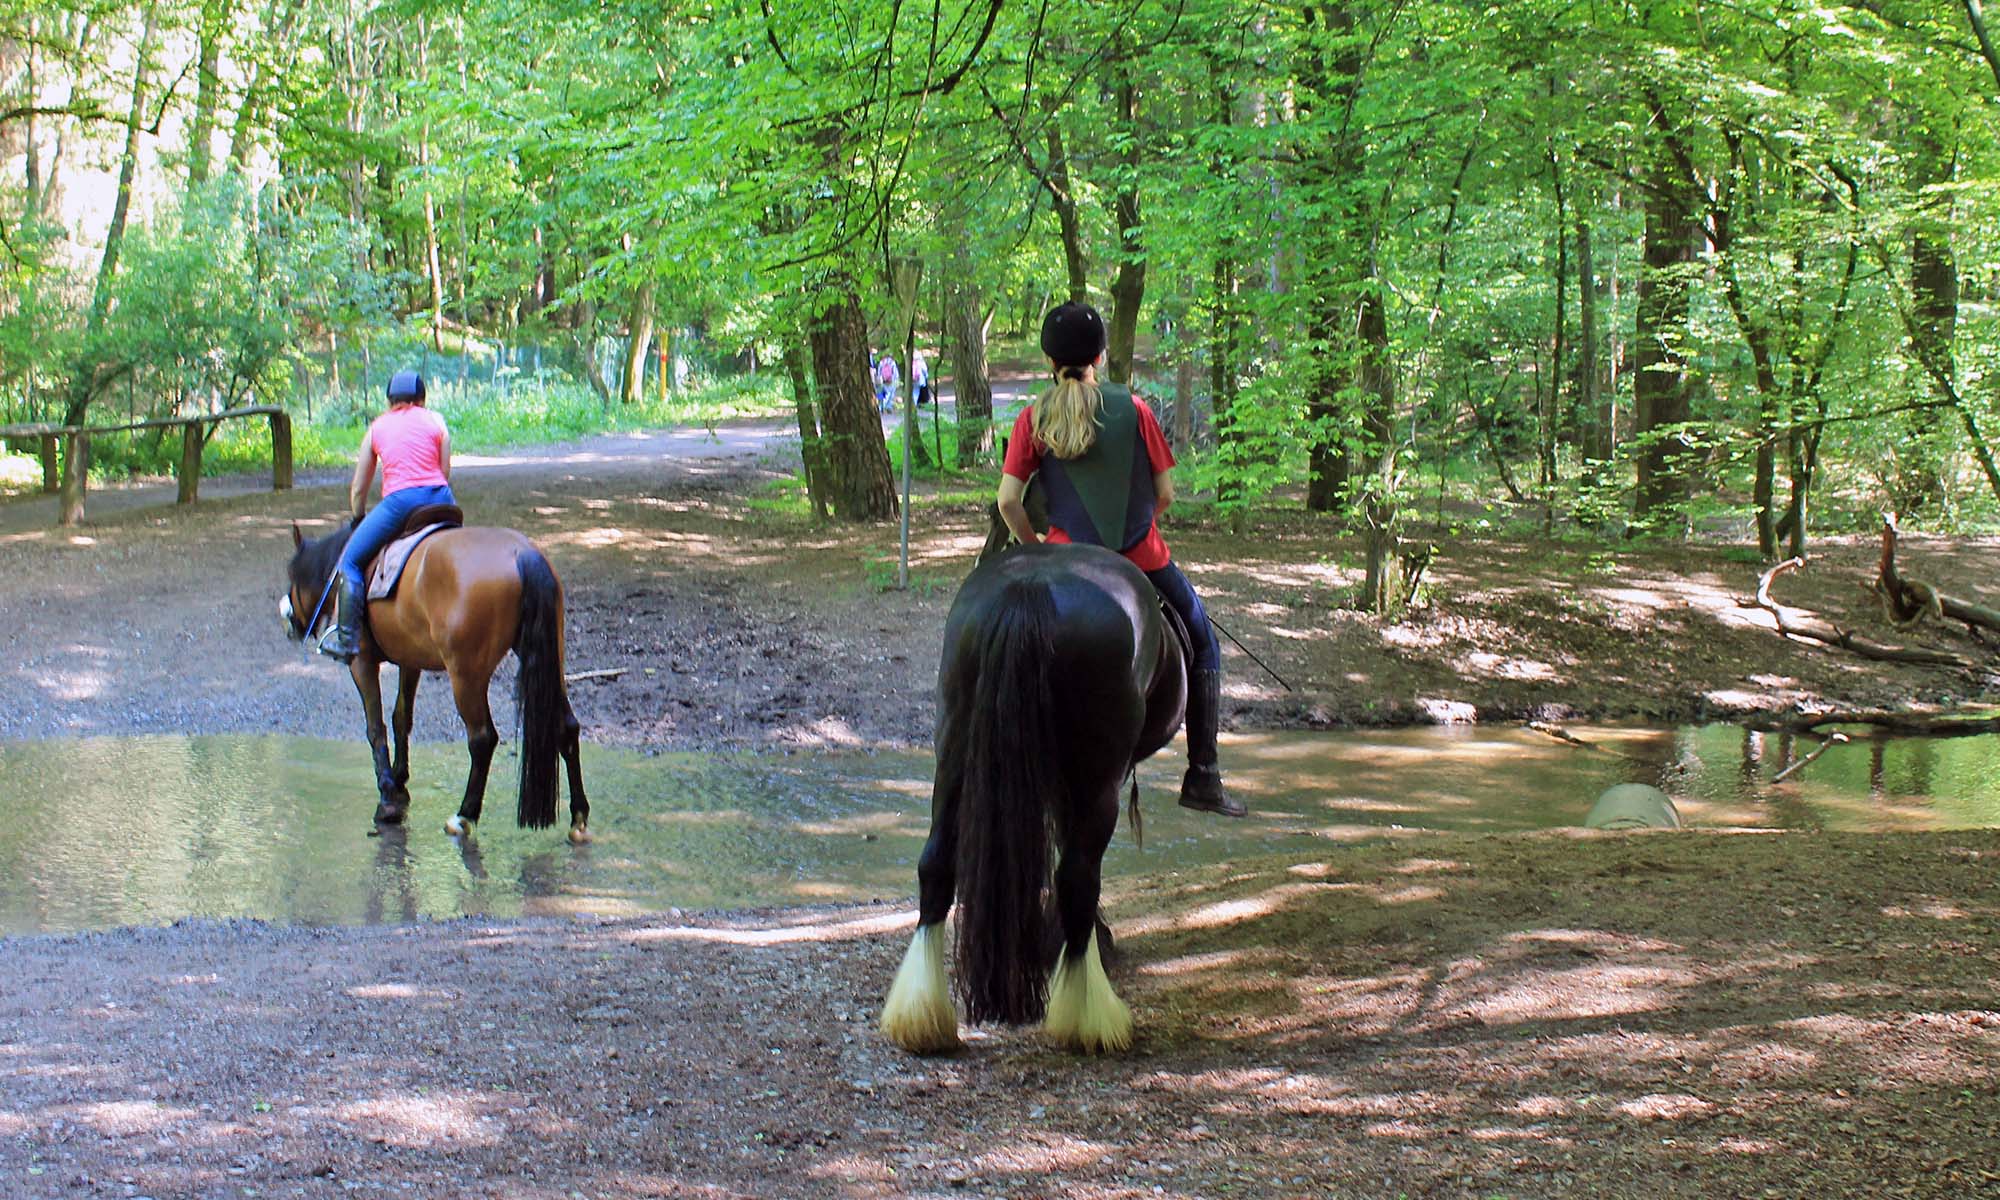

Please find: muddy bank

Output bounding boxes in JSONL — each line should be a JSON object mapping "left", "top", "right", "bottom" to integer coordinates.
{"left": 1, "top": 422, "right": 1995, "bottom": 750}
{"left": 5, "top": 830, "right": 1997, "bottom": 1198}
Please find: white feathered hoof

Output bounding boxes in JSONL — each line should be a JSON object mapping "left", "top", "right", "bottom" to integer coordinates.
{"left": 1043, "top": 931, "right": 1132, "bottom": 1054}
{"left": 444, "top": 814, "right": 474, "bottom": 838}
{"left": 880, "top": 923, "right": 961, "bottom": 1054}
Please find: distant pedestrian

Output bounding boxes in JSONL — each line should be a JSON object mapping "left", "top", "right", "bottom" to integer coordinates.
{"left": 876, "top": 353, "right": 900, "bottom": 413}
{"left": 913, "top": 349, "right": 932, "bottom": 406}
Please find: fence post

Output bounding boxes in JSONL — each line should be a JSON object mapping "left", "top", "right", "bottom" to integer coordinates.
{"left": 270, "top": 410, "right": 293, "bottom": 491}
{"left": 58, "top": 432, "right": 88, "bottom": 527}
{"left": 177, "top": 421, "right": 203, "bottom": 505}
{"left": 40, "top": 435, "right": 58, "bottom": 494}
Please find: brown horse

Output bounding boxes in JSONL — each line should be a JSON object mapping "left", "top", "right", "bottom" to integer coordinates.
{"left": 280, "top": 516, "right": 588, "bottom": 842}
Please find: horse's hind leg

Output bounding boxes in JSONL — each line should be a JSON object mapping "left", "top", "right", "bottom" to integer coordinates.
{"left": 881, "top": 750, "right": 964, "bottom": 1054}
{"left": 389, "top": 666, "right": 421, "bottom": 813}
{"left": 1043, "top": 783, "right": 1131, "bottom": 1053}
{"left": 442, "top": 669, "right": 500, "bottom": 838}
{"left": 560, "top": 698, "right": 588, "bottom": 844}
{"left": 350, "top": 657, "right": 405, "bottom": 825}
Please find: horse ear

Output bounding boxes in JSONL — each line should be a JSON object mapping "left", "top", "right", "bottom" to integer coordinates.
{"left": 291, "top": 522, "right": 303, "bottom": 549}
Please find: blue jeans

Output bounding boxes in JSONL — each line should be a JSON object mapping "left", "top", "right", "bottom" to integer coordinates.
{"left": 338, "top": 483, "right": 456, "bottom": 589}
{"left": 1146, "top": 561, "right": 1219, "bottom": 672}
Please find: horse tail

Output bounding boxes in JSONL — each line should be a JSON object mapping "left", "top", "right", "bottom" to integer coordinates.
{"left": 513, "top": 548, "right": 566, "bottom": 829}
{"left": 954, "top": 577, "right": 1061, "bottom": 1026}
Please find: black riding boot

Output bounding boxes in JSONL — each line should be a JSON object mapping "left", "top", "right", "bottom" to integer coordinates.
{"left": 318, "top": 576, "right": 365, "bottom": 663}
{"left": 1179, "top": 668, "right": 1246, "bottom": 817}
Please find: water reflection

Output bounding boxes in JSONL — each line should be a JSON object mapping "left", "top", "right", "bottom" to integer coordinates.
{"left": 0, "top": 725, "right": 1996, "bottom": 934}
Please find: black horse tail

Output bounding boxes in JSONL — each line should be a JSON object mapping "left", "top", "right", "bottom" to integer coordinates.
{"left": 954, "top": 577, "right": 1061, "bottom": 1025}
{"left": 513, "top": 549, "right": 566, "bottom": 829}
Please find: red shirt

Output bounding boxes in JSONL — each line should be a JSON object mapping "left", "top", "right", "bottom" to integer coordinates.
{"left": 1002, "top": 397, "right": 1177, "bottom": 571}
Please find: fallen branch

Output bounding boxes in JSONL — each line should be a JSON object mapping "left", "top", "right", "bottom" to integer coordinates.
{"left": 1752, "top": 708, "right": 2000, "bottom": 737}
{"left": 1770, "top": 731, "right": 1849, "bottom": 784}
{"left": 564, "top": 668, "right": 627, "bottom": 684}
{"left": 1755, "top": 558, "right": 1971, "bottom": 669}
{"left": 1873, "top": 515, "right": 2000, "bottom": 636}
{"left": 1526, "top": 721, "right": 1652, "bottom": 763}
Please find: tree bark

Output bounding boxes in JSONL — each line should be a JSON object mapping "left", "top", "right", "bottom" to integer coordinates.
{"left": 62, "top": 3, "right": 157, "bottom": 430}
{"left": 806, "top": 280, "right": 898, "bottom": 521}
{"left": 1576, "top": 212, "right": 1605, "bottom": 461}
{"left": 1046, "top": 124, "right": 1088, "bottom": 303}
{"left": 1104, "top": 56, "right": 1146, "bottom": 385}
{"left": 946, "top": 276, "right": 994, "bottom": 468}
{"left": 784, "top": 342, "right": 830, "bottom": 519}
{"left": 186, "top": 0, "right": 229, "bottom": 191}
{"left": 619, "top": 283, "right": 655, "bottom": 405}
{"left": 1631, "top": 95, "right": 1701, "bottom": 526}
{"left": 1895, "top": 115, "right": 1958, "bottom": 516}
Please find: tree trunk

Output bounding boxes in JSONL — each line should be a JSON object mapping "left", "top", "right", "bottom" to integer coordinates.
{"left": 1046, "top": 125, "right": 1088, "bottom": 303}
{"left": 947, "top": 276, "right": 994, "bottom": 468}
{"left": 1895, "top": 116, "right": 1958, "bottom": 515}
{"left": 1576, "top": 212, "right": 1605, "bottom": 461}
{"left": 1631, "top": 97, "right": 1701, "bottom": 526}
{"left": 806, "top": 280, "right": 898, "bottom": 521}
{"left": 1104, "top": 59, "right": 1146, "bottom": 385}
{"left": 619, "top": 283, "right": 656, "bottom": 404}
{"left": 186, "top": 0, "right": 229, "bottom": 191}
{"left": 784, "top": 342, "right": 830, "bottom": 519}
{"left": 62, "top": 3, "right": 156, "bottom": 430}
{"left": 569, "top": 301, "right": 612, "bottom": 403}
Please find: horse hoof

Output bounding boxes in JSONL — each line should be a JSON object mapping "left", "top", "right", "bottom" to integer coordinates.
{"left": 568, "top": 825, "right": 590, "bottom": 845}
{"left": 445, "top": 815, "right": 473, "bottom": 837}
{"left": 374, "top": 806, "right": 406, "bottom": 826}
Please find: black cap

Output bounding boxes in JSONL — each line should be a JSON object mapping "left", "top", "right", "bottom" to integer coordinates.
{"left": 1039, "top": 302, "right": 1106, "bottom": 368}
{"left": 386, "top": 370, "right": 426, "bottom": 404}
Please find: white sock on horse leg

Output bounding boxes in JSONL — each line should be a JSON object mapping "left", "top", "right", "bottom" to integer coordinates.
{"left": 1043, "top": 929, "right": 1132, "bottom": 1054}
{"left": 879, "top": 923, "right": 960, "bottom": 1054}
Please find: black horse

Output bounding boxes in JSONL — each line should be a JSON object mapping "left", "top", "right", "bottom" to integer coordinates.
{"left": 879, "top": 540, "right": 1187, "bottom": 1054}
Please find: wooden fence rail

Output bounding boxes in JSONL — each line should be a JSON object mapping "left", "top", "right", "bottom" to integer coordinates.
{"left": 1, "top": 406, "right": 292, "bottom": 527}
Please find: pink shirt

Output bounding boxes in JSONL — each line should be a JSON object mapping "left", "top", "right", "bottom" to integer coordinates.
{"left": 367, "top": 405, "right": 450, "bottom": 495}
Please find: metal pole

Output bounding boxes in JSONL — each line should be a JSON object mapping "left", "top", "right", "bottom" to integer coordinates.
{"left": 898, "top": 319, "right": 915, "bottom": 591}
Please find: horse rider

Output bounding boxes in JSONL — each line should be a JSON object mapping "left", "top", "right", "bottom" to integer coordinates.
{"left": 319, "top": 369, "right": 456, "bottom": 662}
{"left": 995, "top": 301, "right": 1245, "bottom": 818}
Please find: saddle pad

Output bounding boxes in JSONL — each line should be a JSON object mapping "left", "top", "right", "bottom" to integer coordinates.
{"left": 367, "top": 523, "right": 454, "bottom": 602}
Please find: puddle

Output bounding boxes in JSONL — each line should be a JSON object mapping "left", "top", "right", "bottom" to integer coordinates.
{"left": 2, "top": 725, "right": 1995, "bottom": 933}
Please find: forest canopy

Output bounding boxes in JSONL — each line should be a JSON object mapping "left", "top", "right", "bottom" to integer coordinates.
{"left": 5, "top": 0, "right": 2000, "bottom": 561}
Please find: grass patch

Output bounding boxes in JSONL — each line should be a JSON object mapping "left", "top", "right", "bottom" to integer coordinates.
{"left": 78, "top": 374, "right": 792, "bottom": 484}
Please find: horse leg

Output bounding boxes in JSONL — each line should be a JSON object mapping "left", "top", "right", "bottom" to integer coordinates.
{"left": 349, "top": 656, "right": 404, "bottom": 825}
{"left": 560, "top": 699, "right": 589, "bottom": 844}
{"left": 1043, "top": 783, "right": 1130, "bottom": 1053}
{"left": 442, "top": 668, "right": 499, "bottom": 838}
{"left": 389, "top": 666, "right": 421, "bottom": 814}
{"left": 880, "top": 752, "right": 963, "bottom": 1054}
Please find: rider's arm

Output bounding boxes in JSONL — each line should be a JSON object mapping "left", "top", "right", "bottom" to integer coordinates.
{"left": 997, "top": 473, "right": 1040, "bottom": 545}
{"left": 438, "top": 426, "right": 452, "bottom": 484}
{"left": 1153, "top": 469, "right": 1174, "bottom": 515}
{"left": 349, "top": 439, "right": 377, "bottom": 516}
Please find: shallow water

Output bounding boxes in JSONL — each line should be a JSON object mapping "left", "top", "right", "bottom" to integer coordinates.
{"left": 2, "top": 724, "right": 1996, "bottom": 933}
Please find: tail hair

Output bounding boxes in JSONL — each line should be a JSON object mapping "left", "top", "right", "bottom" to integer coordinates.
{"left": 513, "top": 549, "right": 566, "bottom": 829}
{"left": 953, "top": 577, "right": 1062, "bottom": 1025}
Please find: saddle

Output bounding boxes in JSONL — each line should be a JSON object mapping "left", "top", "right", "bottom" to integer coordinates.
{"left": 365, "top": 504, "right": 464, "bottom": 601}
{"left": 1156, "top": 591, "right": 1195, "bottom": 669}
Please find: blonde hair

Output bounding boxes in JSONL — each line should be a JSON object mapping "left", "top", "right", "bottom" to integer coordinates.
{"left": 1032, "top": 369, "right": 1103, "bottom": 459}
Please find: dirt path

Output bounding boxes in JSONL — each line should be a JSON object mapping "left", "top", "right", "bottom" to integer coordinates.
{"left": 5, "top": 419, "right": 2000, "bottom": 1197}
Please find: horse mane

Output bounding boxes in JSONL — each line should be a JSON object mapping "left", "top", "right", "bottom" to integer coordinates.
{"left": 291, "top": 517, "right": 358, "bottom": 598}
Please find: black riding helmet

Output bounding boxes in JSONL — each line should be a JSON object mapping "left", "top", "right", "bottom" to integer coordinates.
{"left": 387, "top": 369, "right": 426, "bottom": 405}
{"left": 1040, "top": 301, "right": 1107, "bottom": 369}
